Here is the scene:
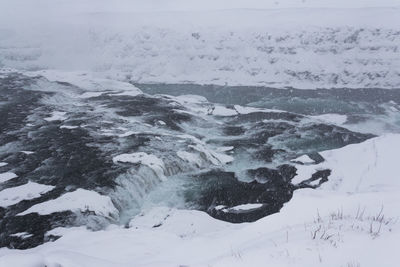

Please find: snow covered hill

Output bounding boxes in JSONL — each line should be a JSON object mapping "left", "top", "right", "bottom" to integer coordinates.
{"left": 0, "top": 1, "right": 399, "bottom": 88}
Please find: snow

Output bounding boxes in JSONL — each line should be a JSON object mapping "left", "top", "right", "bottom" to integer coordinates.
{"left": 216, "top": 146, "right": 234, "bottom": 152}
{"left": 234, "top": 105, "right": 283, "bottom": 115}
{"left": 0, "top": 0, "right": 400, "bottom": 265}
{"left": 291, "top": 154, "right": 315, "bottom": 164}
{"left": 44, "top": 111, "right": 67, "bottom": 122}
{"left": 10, "top": 232, "right": 33, "bottom": 239}
{"left": 297, "top": 134, "right": 400, "bottom": 192}
{"left": 223, "top": 203, "right": 263, "bottom": 212}
{"left": 0, "top": 172, "right": 18, "bottom": 184}
{"left": 2, "top": 0, "right": 399, "bottom": 15}
{"left": 113, "top": 152, "right": 166, "bottom": 181}
{"left": 128, "top": 207, "right": 229, "bottom": 236}
{"left": 310, "top": 114, "right": 348, "bottom": 125}
{"left": 20, "top": 151, "right": 34, "bottom": 155}
{"left": 174, "top": 95, "right": 208, "bottom": 104}
{"left": 189, "top": 144, "right": 234, "bottom": 165}
{"left": 291, "top": 165, "right": 321, "bottom": 185}
{"left": 210, "top": 106, "right": 238, "bottom": 116}
{"left": 17, "top": 189, "right": 119, "bottom": 219}
{"left": 208, "top": 105, "right": 285, "bottom": 117}
{"left": 176, "top": 151, "right": 203, "bottom": 167}
{"left": 28, "top": 70, "right": 142, "bottom": 94}
{"left": 0, "top": 162, "right": 8, "bottom": 167}
{"left": 108, "top": 90, "right": 141, "bottom": 97}
{"left": 1, "top": 2, "right": 399, "bottom": 89}
{"left": 60, "top": 125, "right": 79, "bottom": 129}
{"left": 78, "top": 92, "right": 106, "bottom": 98}
{"left": 1, "top": 134, "right": 399, "bottom": 266}
{"left": 0, "top": 181, "right": 55, "bottom": 207}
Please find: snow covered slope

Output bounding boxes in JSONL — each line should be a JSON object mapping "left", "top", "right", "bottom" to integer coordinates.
{"left": 0, "top": 1, "right": 399, "bottom": 88}
{"left": 1, "top": 134, "right": 399, "bottom": 267}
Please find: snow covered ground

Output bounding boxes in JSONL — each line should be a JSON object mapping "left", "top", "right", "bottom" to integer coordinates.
{"left": 0, "top": 134, "right": 399, "bottom": 266}
{"left": 0, "top": 0, "right": 399, "bottom": 88}
{"left": 0, "top": 182, "right": 54, "bottom": 208}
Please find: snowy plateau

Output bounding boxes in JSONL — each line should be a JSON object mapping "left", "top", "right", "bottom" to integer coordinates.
{"left": 0, "top": 0, "right": 400, "bottom": 267}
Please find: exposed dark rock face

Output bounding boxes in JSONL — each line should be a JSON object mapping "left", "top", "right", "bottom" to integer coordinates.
{"left": 295, "top": 169, "right": 332, "bottom": 189}
{"left": 98, "top": 94, "right": 193, "bottom": 131}
{"left": 0, "top": 211, "right": 76, "bottom": 249}
{"left": 184, "top": 164, "right": 319, "bottom": 223}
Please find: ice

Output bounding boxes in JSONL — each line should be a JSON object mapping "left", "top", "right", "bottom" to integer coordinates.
{"left": 78, "top": 92, "right": 106, "bottom": 98}
{"left": 310, "top": 114, "right": 348, "bottom": 125}
{"left": 10, "top": 232, "right": 33, "bottom": 239}
{"left": 189, "top": 144, "right": 234, "bottom": 165}
{"left": 215, "top": 146, "right": 234, "bottom": 152}
{"left": 223, "top": 203, "right": 263, "bottom": 211}
{"left": 174, "top": 95, "right": 208, "bottom": 104}
{"left": 17, "top": 189, "right": 119, "bottom": 219}
{"left": 108, "top": 90, "right": 141, "bottom": 97}
{"left": 20, "top": 151, "right": 35, "bottom": 155}
{"left": 210, "top": 106, "right": 238, "bottom": 116}
{"left": 44, "top": 111, "right": 67, "bottom": 122}
{"left": 176, "top": 151, "right": 203, "bottom": 167}
{"left": 0, "top": 172, "right": 18, "bottom": 184}
{"left": 234, "top": 105, "right": 284, "bottom": 114}
{"left": 113, "top": 152, "right": 166, "bottom": 181}
{"left": 60, "top": 125, "right": 79, "bottom": 129}
{"left": 0, "top": 181, "right": 55, "bottom": 207}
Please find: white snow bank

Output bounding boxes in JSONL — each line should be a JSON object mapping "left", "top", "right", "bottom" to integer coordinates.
{"left": 113, "top": 152, "right": 166, "bottom": 180}
{"left": 0, "top": 162, "right": 8, "bottom": 167}
{"left": 128, "top": 207, "right": 230, "bottom": 236}
{"left": 293, "top": 134, "right": 400, "bottom": 192}
{"left": 17, "top": 189, "right": 119, "bottom": 219}
{"left": 26, "top": 70, "right": 142, "bottom": 96}
{"left": 291, "top": 154, "right": 315, "bottom": 164}
{"left": 0, "top": 172, "right": 17, "bottom": 183}
{"left": 0, "top": 181, "right": 55, "bottom": 207}
{"left": 30, "top": 70, "right": 141, "bottom": 93}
